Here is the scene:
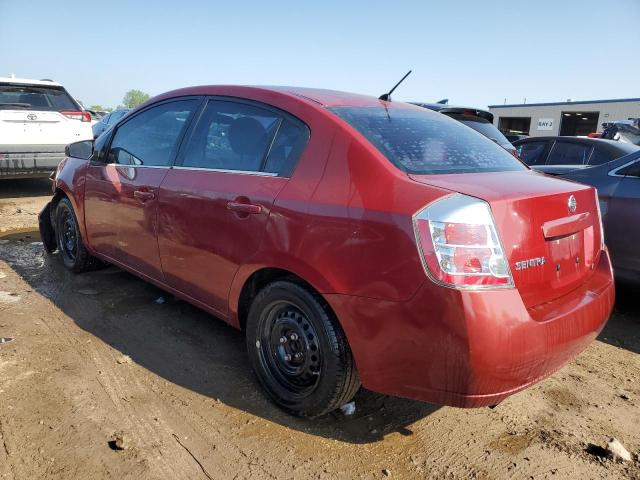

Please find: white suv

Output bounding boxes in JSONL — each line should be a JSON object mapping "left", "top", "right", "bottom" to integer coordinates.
{"left": 0, "top": 77, "right": 93, "bottom": 179}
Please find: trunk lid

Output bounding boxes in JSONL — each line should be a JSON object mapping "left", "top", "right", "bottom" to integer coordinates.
{"left": 0, "top": 110, "right": 88, "bottom": 146}
{"left": 409, "top": 170, "right": 602, "bottom": 308}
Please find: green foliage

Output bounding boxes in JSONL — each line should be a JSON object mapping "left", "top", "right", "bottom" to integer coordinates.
{"left": 89, "top": 105, "right": 112, "bottom": 112}
{"left": 122, "top": 90, "right": 151, "bottom": 108}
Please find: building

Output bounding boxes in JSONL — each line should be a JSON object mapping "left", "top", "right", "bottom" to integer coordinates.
{"left": 488, "top": 98, "right": 640, "bottom": 137}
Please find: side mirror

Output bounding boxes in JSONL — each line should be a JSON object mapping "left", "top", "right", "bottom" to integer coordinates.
{"left": 65, "top": 140, "right": 94, "bottom": 160}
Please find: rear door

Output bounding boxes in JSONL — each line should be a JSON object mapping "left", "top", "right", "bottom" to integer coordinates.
{"left": 157, "top": 98, "right": 309, "bottom": 316}
{"left": 606, "top": 158, "right": 640, "bottom": 274}
{"left": 84, "top": 98, "right": 200, "bottom": 280}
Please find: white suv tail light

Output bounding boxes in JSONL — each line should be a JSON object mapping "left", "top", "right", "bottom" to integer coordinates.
{"left": 413, "top": 194, "right": 514, "bottom": 289}
{"left": 61, "top": 110, "right": 91, "bottom": 122}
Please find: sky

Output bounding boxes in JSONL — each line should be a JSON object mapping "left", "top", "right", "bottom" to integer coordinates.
{"left": 1, "top": 0, "right": 639, "bottom": 110}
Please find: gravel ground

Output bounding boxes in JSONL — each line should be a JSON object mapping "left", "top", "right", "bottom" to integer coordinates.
{"left": 0, "top": 179, "right": 638, "bottom": 479}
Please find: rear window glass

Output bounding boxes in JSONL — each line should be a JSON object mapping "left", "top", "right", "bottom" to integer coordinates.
{"left": 447, "top": 114, "right": 511, "bottom": 146}
{"left": 330, "top": 106, "right": 526, "bottom": 174}
{"left": 0, "top": 83, "right": 78, "bottom": 111}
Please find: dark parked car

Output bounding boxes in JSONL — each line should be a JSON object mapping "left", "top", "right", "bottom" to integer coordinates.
{"left": 505, "top": 133, "right": 528, "bottom": 143}
{"left": 601, "top": 118, "right": 640, "bottom": 145}
{"left": 412, "top": 102, "right": 517, "bottom": 155}
{"left": 91, "top": 108, "right": 130, "bottom": 138}
{"left": 514, "top": 136, "right": 639, "bottom": 175}
{"left": 537, "top": 150, "right": 640, "bottom": 283}
{"left": 39, "top": 86, "right": 613, "bottom": 417}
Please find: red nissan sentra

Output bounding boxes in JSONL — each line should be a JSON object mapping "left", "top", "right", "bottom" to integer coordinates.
{"left": 39, "top": 86, "right": 614, "bottom": 417}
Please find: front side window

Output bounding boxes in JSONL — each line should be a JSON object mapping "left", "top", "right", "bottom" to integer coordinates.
{"left": 330, "top": 106, "right": 526, "bottom": 174}
{"left": 182, "top": 100, "right": 308, "bottom": 175}
{"left": 108, "top": 100, "right": 197, "bottom": 167}
{"left": 546, "top": 141, "right": 592, "bottom": 165}
{"left": 516, "top": 141, "right": 548, "bottom": 165}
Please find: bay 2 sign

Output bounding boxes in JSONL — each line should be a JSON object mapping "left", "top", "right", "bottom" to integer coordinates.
{"left": 537, "top": 118, "right": 554, "bottom": 131}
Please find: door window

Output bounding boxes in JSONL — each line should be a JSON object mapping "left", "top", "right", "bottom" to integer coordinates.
{"left": 516, "top": 141, "right": 548, "bottom": 165}
{"left": 588, "top": 146, "right": 612, "bottom": 165}
{"left": 108, "top": 100, "right": 198, "bottom": 167}
{"left": 617, "top": 160, "right": 640, "bottom": 178}
{"left": 546, "top": 141, "right": 592, "bottom": 165}
{"left": 182, "top": 100, "right": 308, "bottom": 175}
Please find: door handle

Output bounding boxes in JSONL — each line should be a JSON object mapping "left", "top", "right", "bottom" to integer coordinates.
{"left": 227, "top": 201, "right": 262, "bottom": 215}
{"left": 133, "top": 190, "right": 155, "bottom": 201}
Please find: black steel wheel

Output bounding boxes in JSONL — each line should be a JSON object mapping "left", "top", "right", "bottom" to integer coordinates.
{"left": 55, "top": 198, "right": 100, "bottom": 273}
{"left": 246, "top": 280, "right": 360, "bottom": 417}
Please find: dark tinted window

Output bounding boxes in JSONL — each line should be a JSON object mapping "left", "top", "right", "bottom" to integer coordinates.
{"left": 447, "top": 114, "right": 511, "bottom": 146}
{"left": 330, "top": 106, "right": 525, "bottom": 174}
{"left": 0, "top": 83, "right": 78, "bottom": 111}
{"left": 183, "top": 100, "right": 281, "bottom": 172}
{"left": 107, "top": 110, "right": 127, "bottom": 125}
{"left": 108, "top": 100, "right": 197, "bottom": 167}
{"left": 91, "top": 130, "right": 112, "bottom": 163}
{"left": 547, "top": 141, "right": 592, "bottom": 165}
{"left": 618, "top": 160, "right": 640, "bottom": 178}
{"left": 588, "top": 146, "right": 612, "bottom": 165}
{"left": 263, "top": 119, "right": 308, "bottom": 175}
{"left": 516, "top": 141, "right": 548, "bottom": 165}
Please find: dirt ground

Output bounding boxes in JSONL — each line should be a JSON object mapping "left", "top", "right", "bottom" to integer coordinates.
{"left": 0, "top": 179, "right": 639, "bottom": 480}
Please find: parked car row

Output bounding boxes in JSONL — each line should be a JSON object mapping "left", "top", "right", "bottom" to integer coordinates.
{"left": 514, "top": 135, "right": 640, "bottom": 284}
{"left": 40, "top": 85, "right": 614, "bottom": 418}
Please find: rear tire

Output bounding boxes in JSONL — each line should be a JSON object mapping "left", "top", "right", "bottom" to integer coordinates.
{"left": 55, "top": 198, "right": 100, "bottom": 273}
{"left": 246, "top": 280, "right": 360, "bottom": 418}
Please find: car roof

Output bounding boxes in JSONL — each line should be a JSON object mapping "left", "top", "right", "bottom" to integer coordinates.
{"left": 152, "top": 85, "right": 414, "bottom": 109}
{"left": 410, "top": 102, "right": 494, "bottom": 122}
{"left": 0, "top": 76, "right": 62, "bottom": 87}
{"left": 514, "top": 136, "right": 640, "bottom": 154}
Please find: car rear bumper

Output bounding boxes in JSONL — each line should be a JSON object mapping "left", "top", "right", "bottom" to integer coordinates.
{"left": 325, "top": 249, "right": 614, "bottom": 408}
{"left": 0, "top": 144, "right": 66, "bottom": 179}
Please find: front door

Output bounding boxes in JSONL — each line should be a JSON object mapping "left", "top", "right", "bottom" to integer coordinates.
{"left": 157, "top": 98, "right": 309, "bottom": 316}
{"left": 84, "top": 98, "right": 200, "bottom": 280}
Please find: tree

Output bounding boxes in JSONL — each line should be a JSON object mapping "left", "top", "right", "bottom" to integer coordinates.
{"left": 122, "top": 90, "right": 150, "bottom": 108}
{"left": 89, "top": 105, "right": 111, "bottom": 112}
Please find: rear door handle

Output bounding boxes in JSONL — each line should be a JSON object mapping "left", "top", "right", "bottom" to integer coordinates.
{"left": 133, "top": 190, "right": 155, "bottom": 201}
{"left": 227, "top": 201, "right": 262, "bottom": 214}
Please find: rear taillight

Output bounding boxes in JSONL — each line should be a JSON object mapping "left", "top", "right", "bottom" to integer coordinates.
{"left": 61, "top": 111, "right": 91, "bottom": 122}
{"left": 413, "top": 194, "right": 513, "bottom": 289}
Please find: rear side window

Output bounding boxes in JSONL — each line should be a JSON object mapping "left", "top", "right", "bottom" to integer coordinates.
{"left": 546, "top": 141, "right": 592, "bottom": 165}
{"left": 182, "top": 100, "right": 308, "bottom": 175}
{"left": 0, "top": 83, "right": 79, "bottom": 111}
{"left": 617, "top": 160, "right": 640, "bottom": 178}
{"left": 588, "top": 146, "right": 612, "bottom": 165}
{"left": 330, "top": 106, "right": 526, "bottom": 174}
{"left": 108, "top": 99, "right": 198, "bottom": 167}
{"left": 516, "top": 141, "right": 548, "bottom": 165}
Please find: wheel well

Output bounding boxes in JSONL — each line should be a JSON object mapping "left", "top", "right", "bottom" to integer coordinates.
{"left": 237, "top": 268, "right": 322, "bottom": 331}
{"left": 49, "top": 189, "right": 68, "bottom": 225}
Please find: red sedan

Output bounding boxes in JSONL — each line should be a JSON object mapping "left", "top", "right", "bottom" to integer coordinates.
{"left": 39, "top": 86, "right": 614, "bottom": 417}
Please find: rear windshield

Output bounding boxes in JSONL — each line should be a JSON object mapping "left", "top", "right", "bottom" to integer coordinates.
{"left": 0, "top": 83, "right": 79, "bottom": 111}
{"left": 330, "top": 106, "right": 526, "bottom": 174}
{"left": 447, "top": 114, "right": 512, "bottom": 147}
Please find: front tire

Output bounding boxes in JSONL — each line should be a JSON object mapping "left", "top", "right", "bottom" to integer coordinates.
{"left": 55, "top": 198, "right": 100, "bottom": 273}
{"left": 246, "top": 280, "right": 360, "bottom": 418}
